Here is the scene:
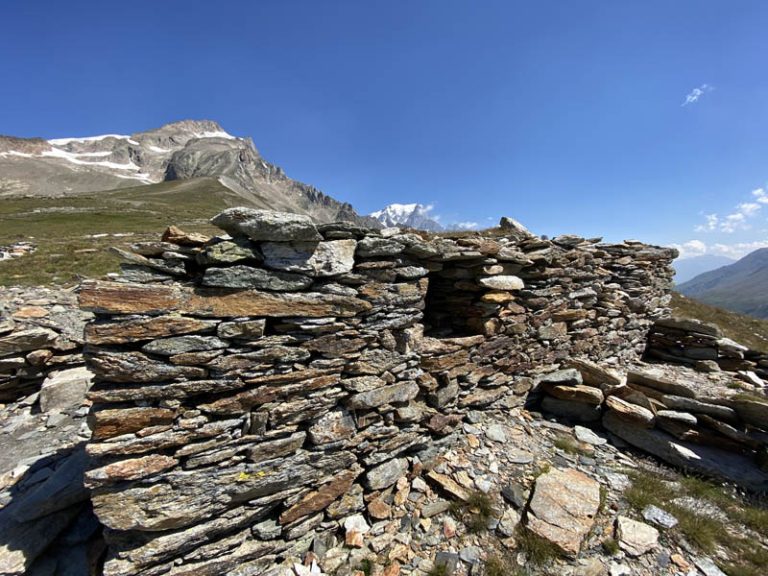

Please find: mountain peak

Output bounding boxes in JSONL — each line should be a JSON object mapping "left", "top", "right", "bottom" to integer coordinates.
{"left": 137, "top": 119, "right": 236, "bottom": 140}
{"left": 370, "top": 203, "right": 442, "bottom": 231}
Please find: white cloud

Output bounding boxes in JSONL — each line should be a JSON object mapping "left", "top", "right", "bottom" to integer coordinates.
{"left": 695, "top": 189, "right": 766, "bottom": 234}
{"left": 670, "top": 239, "right": 708, "bottom": 259}
{"left": 753, "top": 188, "right": 768, "bottom": 204}
{"left": 710, "top": 240, "right": 768, "bottom": 259}
{"left": 682, "top": 83, "right": 714, "bottom": 106}
{"left": 695, "top": 213, "right": 718, "bottom": 232}
{"left": 672, "top": 238, "right": 768, "bottom": 260}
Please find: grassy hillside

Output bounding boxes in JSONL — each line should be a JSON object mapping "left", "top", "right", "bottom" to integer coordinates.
{"left": 670, "top": 292, "right": 768, "bottom": 353}
{"left": 0, "top": 178, "right": 245, "bottom": 286}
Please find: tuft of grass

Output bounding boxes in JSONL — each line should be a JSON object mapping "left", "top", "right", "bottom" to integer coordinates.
{"left": 667, "top": 504, "right": 720, "bottom": 552}
{"left": 450, "top": 490, "right": 495, "bottom": 533}
{"left": 731, "top": 392, "right": 768, "bottom": 403}
{"left": 553, "top": 435, "right": 586, "bottom": 455}
{"left": 624, "top": 469, "right": 671, "bottom": 511}
{"left": 622, "top": 467, "right": 768, "bottom": 576}
{"left": 515, "top": 525, "right": 560, "bottom": 565}
{"left": 358, "top": 559, "right": 374, "bottom": 576}
{"left": 601, "top": 537, "right": 620, "bottom": 555}
{"left": 483, "top": 553, "right": 530, "bottom": 576}
{"left": 427, "top": 563, "right": 449, "bottom": 576}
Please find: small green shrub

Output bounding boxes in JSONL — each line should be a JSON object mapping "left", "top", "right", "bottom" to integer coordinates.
{"left": 450, "top": 490, "right": 495, "bottom": 533}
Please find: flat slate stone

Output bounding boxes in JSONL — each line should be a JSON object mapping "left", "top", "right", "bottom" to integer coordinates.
{"left": 210, "top": 207, "right": 322, "bottom": 241}
{"left": 261, "top": 240, "right": 356, "bottom": 277}
{"left": 79, "top": 281, "right": 371, "bottom": 318}
{"left": 526, "top": 467, "right": 600, "bottom": 557}
{"left": 202, "top": 265, "right": 312, "bottom": 291}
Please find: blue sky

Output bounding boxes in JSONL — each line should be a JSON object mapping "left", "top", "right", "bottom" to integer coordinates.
{"left": 2, "top": 1, "right": 768, "bottom": 258}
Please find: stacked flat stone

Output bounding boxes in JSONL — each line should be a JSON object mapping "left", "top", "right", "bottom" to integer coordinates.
{"left": 536, "top": 359, "right": 768, "bottom": 492}
{"left": 78, "top": 209, "right": 677, "bottom": 576}
{"left": 0, "top": 287, "right": 91, "bottom": 402}
{"left": 646, "top": 316, "right": 768, "bottom": 379}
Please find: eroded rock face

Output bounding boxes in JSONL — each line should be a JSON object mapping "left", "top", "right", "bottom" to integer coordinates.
{"left": 526, "top": 468, "right": 601, "bottom": 557}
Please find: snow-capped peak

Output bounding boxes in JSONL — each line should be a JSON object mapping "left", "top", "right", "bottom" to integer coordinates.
{"left": 370, "top": 203, "right": 443, "bottom": 231}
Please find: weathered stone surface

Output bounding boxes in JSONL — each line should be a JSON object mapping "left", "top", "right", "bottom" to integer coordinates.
{"left": 605, "top": 395, "right": 655, "bottom": 427}
{"left": 565, "top": 357, "right": 624, "bottom": 387}
{"left": 655, "top": 317, "right": 722, "bottom": 337}
{"left": 216, "top": 319, "right": 266, "bottom": 339}
{"left": 730, "top": 397, "right": 768, "bottom": 428}
{"left": 279, "top": 468, "right": 359, "bottom": 525}
{"left": 526, "top": 467, "right": 600, "bottom": 557}
{"left": 89, "top": 406, "right": 176, "bottom": 440}
{"left": 347, "top": 381, "right": 419, "bottom": 409}
{"left": 661, "top": 395, "right": 738, "bottom": 422}
{"left": 196, "top": 240, "right": 261, "bottom": 265}
{"left": 84, "top": 315, "right": 219, "bottom": 345}
{"left": 356, "top": 237, "right": 405, "bottom": 257}
{"left": 85, "top": 454, "right": 178, "bottom": 486}
{"left": 87, "top": 349, "right": 207, "bottom": 383}
{"left": 543, "top": 383, "right": 604, "bottom": 405}
{"left": 39, "top": 366, "right": 93, "bottom": 413}
{"left": 642, "top": 505, "right": 678, "bottom": 529}
{"left": 211, "top": 207, "right": 322, "bottom": 241}
{"left": 0, "top": 327, "right": 57, "bottom": 358}
{"left": 308, "top": 408, "right": 357, "bottom": 445}
{"left": 478, "top": 275, "right": 524, "bottom": 290}
{"left": 541, "top": 396, "right": 602, "bottom": 422}
{"left": 142, "top": 335, "right": 228, "bottom": 356}
{"left": 91, "top": 450, "right": 355, "bottom": 531}
{"left": 80, "top": 280, "right": 371, "bottom": 318}
{"left": 616, "top": 515, "right": 659, "bottom": 556}
{"left": 200, "top": 373, "right": 340, "bottom": 415}
{"left": 626, "top": 368, "right": 695, "bottom": 398}
{"left": 365, "top": 457, "right": 408, "bottom": 490}
{"left": 539, "top": 368, "right": 583, "bottom": 386}
{"left": 262, "top": 239, "right": 357, "bottom": 277}
{"left": 202, "top": 265, "right": 313, "bottom": 290}
{"left": 603, "top": 411, "right": 768, "bottom": 492}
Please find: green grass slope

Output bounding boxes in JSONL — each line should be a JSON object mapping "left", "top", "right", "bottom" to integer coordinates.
{"left": 0, "top": 178, "right": 246, "bottom": 285}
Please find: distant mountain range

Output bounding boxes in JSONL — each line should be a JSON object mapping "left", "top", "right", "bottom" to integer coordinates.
{"left": 673, "top": 254, "right": 735, "bottom": 284}
{"left": 0, "top": 120, "right": 373, "bottom": 224}
{"left": 369, "top": 203, "right": 443, "bottom": 231}
{"left": 677, "top": 248, "right": 768, "bottom": 319}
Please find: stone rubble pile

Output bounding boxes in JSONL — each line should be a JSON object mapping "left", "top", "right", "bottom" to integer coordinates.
{"left": 0, "top": 289, "right": 98, "bottom": 575}
{"left": 74, "top": 208, "right": 678, "bottom": 576}
{"left": 646, "top": 316, "right": 768, "bottom": 383}
{"left": 0, "top": 286, "right": 92, "bottom": 402}
{"left": 536, "top": 358, "right": 768, "bottom": 492}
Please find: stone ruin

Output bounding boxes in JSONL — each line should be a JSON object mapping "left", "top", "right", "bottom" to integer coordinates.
{"left": 75, "top": 208, "right": 682, "bottom": 575}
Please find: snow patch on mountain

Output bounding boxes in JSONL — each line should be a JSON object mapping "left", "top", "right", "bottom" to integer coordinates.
{"left": 370, "top": 203, "right": 443, "bottom": 231}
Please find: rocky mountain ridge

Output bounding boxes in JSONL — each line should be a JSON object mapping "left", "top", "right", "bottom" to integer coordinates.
{"left": 0, "top": 120, "right": 372, "bottom": 225}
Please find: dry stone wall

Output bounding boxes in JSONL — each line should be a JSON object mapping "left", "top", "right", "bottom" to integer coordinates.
{"left": 78, "top": 209, "right": 677, "bottom": 576}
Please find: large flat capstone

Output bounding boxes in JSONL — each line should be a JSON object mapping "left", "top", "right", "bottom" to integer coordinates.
{"left": 526, "top": 467, "right": 601, "bottom": 557}
{"left": 210, "top": 207, "right": 322, "bottom": 241}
